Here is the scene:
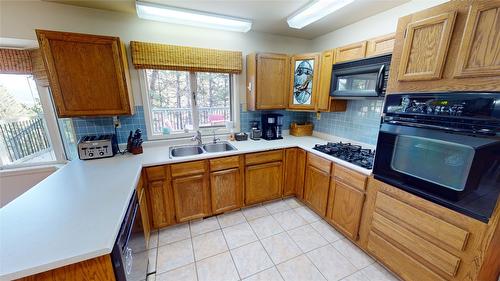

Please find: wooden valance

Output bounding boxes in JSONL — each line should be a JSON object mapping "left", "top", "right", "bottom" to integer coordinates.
{"left": 29, "top": 49, "right": 50, "bottom": 87}
{"left": 0, "top": 48, "right": 33, "bottom": 74}
{"left": 130, "top": 41, "right": 242, "bottom": 74}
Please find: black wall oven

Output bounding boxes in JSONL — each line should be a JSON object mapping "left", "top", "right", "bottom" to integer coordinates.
{"left": 330, "top": 54, "right": 391, "bottom": 99}
{"left": 373, "top": 92, "right": 500, "bottom": 222}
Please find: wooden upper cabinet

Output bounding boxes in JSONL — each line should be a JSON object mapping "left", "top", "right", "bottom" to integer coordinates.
{"left": 36, "top": 30, "right": 134, "bottom": 117}
{"left": 397, "top": 11, "right": 457, "bottom": 81}
{"left": 334, "top": 41, "right": 367, "bottom": 63}
{"left": 454, "top": 1, "right": 500, "bottom": 78}
{"left": 387, "top": 0, "right": 500, "bottom": 93}
{"left": 288, "top": 53, "right": 321, "bottom": 111}
{"left": 316, "top": 50, "right": 334, "bottom": 112}
{"left": 246, "top": 53, "right": 290, "bottom": 110}
{"left": 366, "top": 33, "right": 396, "bottom": 57}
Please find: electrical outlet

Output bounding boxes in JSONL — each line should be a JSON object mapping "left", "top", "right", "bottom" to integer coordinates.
{"left": 113, "top": 116, "right": 121, "bottom": 128}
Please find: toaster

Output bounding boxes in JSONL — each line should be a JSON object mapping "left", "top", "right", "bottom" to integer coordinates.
{"left": 78, "top": 134, "right": 118, "bottom": 160}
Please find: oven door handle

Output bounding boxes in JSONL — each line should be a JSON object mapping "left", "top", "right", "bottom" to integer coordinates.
{"left": 386, "top": 120, "right": 496, "bottom": 136}
{"left": 375, "top": 64, "right": 385, "bottom": 94}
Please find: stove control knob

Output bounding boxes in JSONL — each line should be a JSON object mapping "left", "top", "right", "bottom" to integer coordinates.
{"left": 99, "top": 151, "right": 104, "bottom": 156}
{"left": 88, "top": 152, "right": 94, "bottom": 157}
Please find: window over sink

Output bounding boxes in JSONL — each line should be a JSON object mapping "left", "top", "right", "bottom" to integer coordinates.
{"left": 140, "top": 69, "right": 236, "bottom": 140}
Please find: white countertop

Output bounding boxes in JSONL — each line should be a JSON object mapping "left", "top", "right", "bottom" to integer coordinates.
{"left": 0, "top": 133, "right": 373, "bottom": 280}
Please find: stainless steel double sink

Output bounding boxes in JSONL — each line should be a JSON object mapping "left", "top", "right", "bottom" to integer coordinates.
{"left": 169, "top": 141, "right": 237, "bottom": 158}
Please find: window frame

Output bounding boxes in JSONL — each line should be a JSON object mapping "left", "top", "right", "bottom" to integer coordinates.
{"left": 138, "top": 69, "right": 240, "bottom": 141}
{"left": 0, "top": 79, "right": 68, "bottom": 170}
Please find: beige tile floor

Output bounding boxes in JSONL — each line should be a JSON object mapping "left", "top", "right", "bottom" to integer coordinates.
{"left": 145, "top": 197, "right": 399, "bottom": 281}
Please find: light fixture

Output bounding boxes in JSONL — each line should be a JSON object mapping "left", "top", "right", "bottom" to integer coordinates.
{"left": 136, "top": 1, "right": 252, "bottom": 32}
{"left": 287, "top": 0, "right": 355, "bottom": 29}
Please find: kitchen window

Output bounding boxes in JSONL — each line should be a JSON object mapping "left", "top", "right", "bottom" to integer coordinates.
{"left": 0, "top": 74, "right": 67, "bottom": 169}
{"left": 140, "top": 69, "right": 235, "bottom": 139}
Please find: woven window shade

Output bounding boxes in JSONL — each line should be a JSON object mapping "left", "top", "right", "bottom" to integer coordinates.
{"left": 130, "top": 41, "right": 242, "bottom": 74}
{"left": 29, "top": 49, "right": 50, "bottom": 87}
{"left": 0, "top": 48, "right": 33, "bottom": 74}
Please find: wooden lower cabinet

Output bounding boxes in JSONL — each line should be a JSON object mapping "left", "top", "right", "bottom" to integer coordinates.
{"left": 172, "top": 173, "right": 211, "bottom": 222}
{"left": 210, "top": 167, "right": 243, "bottom": 214}
{"left": 295, "top": 149, "right": 307, "bottom": 199}
{"left": 145, "top": 166, "right": 176, "bottom": 229}
{"left": 328, "top": 180, "right": 365, "bottom": 240}
{"left": 303, "top": 165, "right": 331, "bottom": 216}
{"left": 19, "top": 255, "right": 115, "bottom": 281}
{"left": 283, "top": 148, "right": 299, "bottom": 196}
{"left": 245, "top": 161, "right": 283, "bottom": 205}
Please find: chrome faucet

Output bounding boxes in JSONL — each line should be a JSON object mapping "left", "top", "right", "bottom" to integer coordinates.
{"left": 212, "top": 130, "right": 220, "bottom": 144}
{"left": 191, "top": 130, "right": 202, "bottom": 145}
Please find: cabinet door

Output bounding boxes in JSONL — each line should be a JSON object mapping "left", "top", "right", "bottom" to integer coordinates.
{"left": 284, "top": 148, "right": 297, "bottom": 196}
{"left": 148, "top": 180, "right": 176, "bottom": 228}
{"left": 454, "top": 1, "right": 500, "bottom": 78}
{"left": 334, "top": 41, "right": 367, "bottom": 63}
{"left": 256, "top": 53, "right": 290, "bottom": 110}
{"left": 36, "top": 30, "right": 133, "bottom": 117}
{"left": 288, "top": 53, "right": 320, "bottom": 111}
{"left": 210, "top": 168, "right": 243, "bottom": 214}
{"left": 329, "top": 181, "right": 365, "bottom": 240}
{"left": 366, "top": 33, "right": 396, "bottom": 57}
{"left": 397, "top": 12, "right": 457, "bottom": 81}
{"left": 172, "top": 174, "right": 211, "bottom": 222}
{"left": 245, "top": 161, "right": 283, "bottom": 205}
{"left": 303, "top": 165, "right": 331, "bottom": 216}
{"left": 316, "top": 50, "right": 334, "bottom": 111}
{"left": 295, "top": 149, "right": 307, "bottom": 199}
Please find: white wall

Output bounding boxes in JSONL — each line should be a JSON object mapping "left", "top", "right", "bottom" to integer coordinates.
{"left": 0, "top": 166, "right": 58, "bottom": 207}
{"left": 312, "top": 0, "right": 449, "bottom": 51}
{"left": 0, "top": 0, "right": 312, "bottom": 111}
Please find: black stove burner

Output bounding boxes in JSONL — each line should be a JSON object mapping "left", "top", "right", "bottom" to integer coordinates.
{"left": 313, "top": 142, "right": 375, "bottom": 169}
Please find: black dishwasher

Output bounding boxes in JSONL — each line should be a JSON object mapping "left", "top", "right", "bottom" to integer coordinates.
{"left": 111, "top": 191, "right": 149, "bottom": 281}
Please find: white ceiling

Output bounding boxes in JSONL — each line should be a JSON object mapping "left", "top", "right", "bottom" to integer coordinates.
{"left": 48, "top": 0, "right": 410, "bottom": 39}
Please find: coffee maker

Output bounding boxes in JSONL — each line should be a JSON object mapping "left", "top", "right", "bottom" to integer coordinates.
{"left": 262, "top": 114, "right": 284, "bottom": 140}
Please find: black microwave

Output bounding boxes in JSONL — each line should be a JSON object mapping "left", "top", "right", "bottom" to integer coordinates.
{"left": 330, "top": 54, "right": 391, "bottom": 99}
{"left": 373, "top": 92, "right": 500, "bottom": 222}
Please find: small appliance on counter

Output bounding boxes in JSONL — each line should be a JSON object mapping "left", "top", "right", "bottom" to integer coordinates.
{"left": 127, "top": 129, "right": 144, "bottom": 155}
{"left": 373, "top": 92, "right": 500, "bottom": 222}
{"left": 249, "top": 120, "right": 262, "bottom": 140}
{"left": 78, "top": 134, "right": 118, "bottom": 160}
{"left": 262, "top": 113, "right": 284, "bottom": 140}
{"left": 313, "top": 142, "right": 375, "bottom": 169}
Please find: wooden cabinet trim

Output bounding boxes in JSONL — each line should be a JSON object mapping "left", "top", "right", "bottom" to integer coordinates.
{"left": 371, "top": 212, "right": 461, "bottom": 277}
{"left": 367, "top": 231, "right": 446, "bottom": 281}
{"left": 454, "top": 1, "right": 500, "bottom": 78}
{"left": 245, "top": 150, "right": 283, "bottom": 165}
{"left": 171, "top": 160, "right": 207, "bottom": 178}
{"left": 307, "top": 153, "right": 332, "bottom": 174}
{"left": 333, "top": 164, "right": 367, "bottom": 191}
{"left": 375, "top": 191, "right": 470, "bottom": 252}
{"left": 397, "top": 11, "right": 457, "bottom": 81}
{"left": 366, "top": 33, "right": 396, "bottom": 57}
{"left": 210, "top": 156, "right": 240, "bottom": 172}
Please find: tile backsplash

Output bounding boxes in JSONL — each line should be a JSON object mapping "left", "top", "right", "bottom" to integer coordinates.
{"left": 307, "top": 100, "right": 383, "bottom": 145}
{"left": 69, "top": 100, "right": 383, "bottom": 147}
{"left": 71, "top": 106, "right": 147, "bottom": 144}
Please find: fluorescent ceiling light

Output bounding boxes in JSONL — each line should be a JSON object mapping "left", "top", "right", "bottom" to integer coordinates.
{"left": 136, "top": 1, "right": 252, "bottom": 32}
{"left": 287, "top": 0, "right": 355, "bottom": 29}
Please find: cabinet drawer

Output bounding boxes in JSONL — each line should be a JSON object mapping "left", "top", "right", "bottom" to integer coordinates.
{"left": 245, "top": 150, "right": 283, "bottom": 165}
{"left": 146, "top": 166, "right": 167, "bottom": 181}
{"left": 307, "top": 153, "right": 331, "bottom": 174}
{"left": 210, "top": 156, "right": 240, "bottom": 171}
{"left": 372, "top": 212, "right": 461, "bottom": 277}
{"left": 334, "top": 164, "right": 367, "bottom": 191}
{"left": 375, "top": 192, "right": 469, "bottom": 251}
{"left": 171, "top": 160, "right": 207, "bottom": 178}
{"left": 367, "top": 231, "right": 446, "bottom": 281}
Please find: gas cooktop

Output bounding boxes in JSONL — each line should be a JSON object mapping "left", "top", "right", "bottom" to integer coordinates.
{"left": 313, "top": 142, "right": 375, "bottom": 169}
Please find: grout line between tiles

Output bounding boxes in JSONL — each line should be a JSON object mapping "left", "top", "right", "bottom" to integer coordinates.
{"left": 188, "top": 223, "right": 201, "bottom": 281}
